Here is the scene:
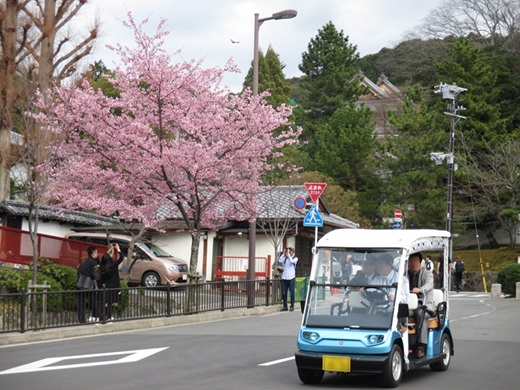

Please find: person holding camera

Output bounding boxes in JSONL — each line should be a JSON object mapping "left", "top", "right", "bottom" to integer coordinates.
{"left": 278, "top": 247, "right": 298, "bottom": 311}
{"left": 97, "top": 243, "right": 125, "bottom": 322}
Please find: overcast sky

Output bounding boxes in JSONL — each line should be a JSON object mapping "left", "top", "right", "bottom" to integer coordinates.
{"left": 87, "top": 0, "right": 443, "bottom": 92}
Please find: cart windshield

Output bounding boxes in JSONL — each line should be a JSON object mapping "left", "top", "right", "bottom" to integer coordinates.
{"left": 303, "top": 283, "right": 397, "bottom": 329}
{"left": 304, "top": 248, "right": 404, "bottom": 329}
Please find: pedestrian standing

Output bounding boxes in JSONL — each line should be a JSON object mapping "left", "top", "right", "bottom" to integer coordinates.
{"left": 76, "top": 246, "right": 100, "bottom": 323}
{"left": 453, "top": 255, "right": 465, "bottom": 293}
{"left": 422, "top": 255, "right": 434, "bottom": 273}
{"left": 436, "top": 254, "right": 451, "bottom": 290}
{"left": 278, "top": 247, "right": 298, "bottom": 311}
{"left": 97, "top": 243, "right": 125, "bottom": 322}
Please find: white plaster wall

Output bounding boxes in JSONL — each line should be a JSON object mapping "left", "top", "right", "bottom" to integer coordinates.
{"left": 151, "top": 232, "right": 191, "bottom": 260}
{"left": 19, "top": 220, "right": 77, "bottom": 259}
{"left": 493, "top": 227, "right": 520, "bottom": 246}
{"left": 222, "top": 234, "right": 278, "bottom": 276}
{"left": 458, "top": 226, "right": 520, "bottom": 248}
{"left": 151, "top": 231, "right": 211, "bottom": 278}
{"left": 21, "top": 220, "right": 74, "bottom": 238}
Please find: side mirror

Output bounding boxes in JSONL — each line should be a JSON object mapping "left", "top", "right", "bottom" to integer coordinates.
{"left": 397, "top": 303, "right": 409, "bottom": 318}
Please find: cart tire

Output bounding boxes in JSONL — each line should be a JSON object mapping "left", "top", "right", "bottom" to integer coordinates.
{"left": 380, "top": 344, "right": 403, "bottom": 388}
{"left": 430, "top": 334, "right": 452, "bottom": 371}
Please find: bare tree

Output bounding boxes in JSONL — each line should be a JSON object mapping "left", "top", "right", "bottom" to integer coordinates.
{"left": 409, "top": 0, "right": 520, "bottom": 51}
{"left": 19, "top": 0, "right": 99, "bottom": 91}
{"left": 460, "top": 139, "right": 520, "bottom": 248}
{"left": 0, "top": 0, "right": 30, "bottom": 201}
{"left": 256, "top": 185, "right": 300, "bottom": 276}
{"left": 14, "top": 82, "right": 67, "bottom": 285}
{"left": 0, "top": 0, "right": 99, "bottom": 202}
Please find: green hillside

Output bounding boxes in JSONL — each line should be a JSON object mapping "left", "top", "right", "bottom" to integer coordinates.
{"left": 453, "top": 248, "right": 520, "bottom": 273}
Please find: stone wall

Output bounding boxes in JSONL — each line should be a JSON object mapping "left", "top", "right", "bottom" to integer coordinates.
{"left": 447, "top": 271, "right": 497, "bottom": 292}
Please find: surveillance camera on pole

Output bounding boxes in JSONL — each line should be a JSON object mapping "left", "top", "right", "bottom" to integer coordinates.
{"left": 434, "top": 82, "right": 467, "bottom": 274}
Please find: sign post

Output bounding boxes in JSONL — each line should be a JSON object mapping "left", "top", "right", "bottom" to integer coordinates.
{"left": 303, "top": 183, "right": 327, "bottom": 248}
{"left": 393, "top": 209, "right": 403, "bottom": 230}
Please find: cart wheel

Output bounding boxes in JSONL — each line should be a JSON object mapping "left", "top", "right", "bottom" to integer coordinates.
{"left": 430, "top": 334, "right": 452, "bottom": 371}
{"left": 380, "top": 344, "right": 403, "bottom": 388}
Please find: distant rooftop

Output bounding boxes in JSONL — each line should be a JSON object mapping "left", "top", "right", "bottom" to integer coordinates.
{"left": 0, "top": 200, "right": 118, "bottom": 227}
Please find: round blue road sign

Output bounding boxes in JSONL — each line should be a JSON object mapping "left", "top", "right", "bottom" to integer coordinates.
{"left": 294, "top": 197, "right": 307, "bottom": 210}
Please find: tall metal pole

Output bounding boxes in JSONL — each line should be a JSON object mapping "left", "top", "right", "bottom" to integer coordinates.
{"left": 445, "top": 102, "right": 456, "bottom": 252}
{"left": 433, "top": 82, "right": 466, "bottom": 292}
{"left": 252, "top": 13, "right": 260, "bottom": 97}
{"left": 247, "top": 10, "right": 297, "bottom": 307}
{"left": 247, "top": 13, "right": 260, "bottom": 294}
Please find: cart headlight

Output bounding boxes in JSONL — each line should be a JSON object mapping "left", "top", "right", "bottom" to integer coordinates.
{"left": 366, "top": 334, "right": 385, "bottom": 345}
{"left": 302, "top": 331, "right": 320, "bottom": 343}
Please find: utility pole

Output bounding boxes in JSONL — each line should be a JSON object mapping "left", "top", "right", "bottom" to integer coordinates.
{"left": 431, "top": 83, "right": 466, "bottom": 288}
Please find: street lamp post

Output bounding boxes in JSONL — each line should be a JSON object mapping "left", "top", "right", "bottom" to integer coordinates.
{"left": 432, "top": 82, "right": 466, "bottom": 292}
{"left": 247, "top": 9, "right": 297, "bottom": 305}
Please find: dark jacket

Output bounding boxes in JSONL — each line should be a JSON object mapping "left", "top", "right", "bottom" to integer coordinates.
{"left": 77, "top": 256, "right": 99, "bottom": 281}
{"left": 97, "top": 252, "right": 124, "bottom": 289}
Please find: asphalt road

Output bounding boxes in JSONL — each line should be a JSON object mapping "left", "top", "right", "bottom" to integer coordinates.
{"left": 1, "top": 292, "right": 519, "bottom": 389}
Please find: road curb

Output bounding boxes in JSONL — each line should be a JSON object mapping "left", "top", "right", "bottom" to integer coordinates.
{"left": 0, "top": 305, "right": 283, "bottom": 347}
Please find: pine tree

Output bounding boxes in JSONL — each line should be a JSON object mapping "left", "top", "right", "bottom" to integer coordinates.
{"left": 382, "top": 86, "right": 449, "bottom": 229}
{"left": 435, "top": 37, "right": 510, "bottom": 146}
{"left": 243, "top": 46, "right": 291, "bottom": 108}
{"left": 298, "top": 22, "right": 364, "bottom": 118}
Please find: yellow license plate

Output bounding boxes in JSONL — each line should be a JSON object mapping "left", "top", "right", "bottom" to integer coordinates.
{"left": 322, "top": 355, "right": 351, "bottom": 372}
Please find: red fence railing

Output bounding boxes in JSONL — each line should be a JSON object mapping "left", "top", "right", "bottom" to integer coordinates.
{"left": 0, "top": 226, "right": 107, "bottom": 268}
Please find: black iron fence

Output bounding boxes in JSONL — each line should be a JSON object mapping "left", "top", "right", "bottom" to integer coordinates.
{"left": 0, "top": 278, "right": 283, "bottom": 334}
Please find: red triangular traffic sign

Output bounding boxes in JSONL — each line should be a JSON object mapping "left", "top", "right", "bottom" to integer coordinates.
{"left": 304, "top": 182, "right": 327, "bottom": 203}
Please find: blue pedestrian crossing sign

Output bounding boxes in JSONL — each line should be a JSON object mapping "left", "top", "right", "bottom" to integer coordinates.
{"left": 303, "top": 205, "right": 323, "bottom": 227}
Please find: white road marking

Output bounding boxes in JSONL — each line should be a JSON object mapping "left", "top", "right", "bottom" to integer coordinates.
{"left": 462, "top": 311, "right": 490, "bottom": 320}
{"left": 0, "top": 347, "right": 168, "bottom": 375}
{"left": 258, "top": 356, "right": 295, "bottom": 366}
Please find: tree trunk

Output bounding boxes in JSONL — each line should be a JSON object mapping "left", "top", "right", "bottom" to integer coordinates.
{"left": 124, "top": 229, "right": 146, "bottom": 283}
{"left": 185, "top": 231, "right": 201, "bottom": 313}
{"left": 0, "top": 0, "right": 19, "bottom": 201}
{"left": 189, "top": 233, "right": 201, "bottom": 282}
{"left": 39, "top": 0, "right": 57, "bottom": 93}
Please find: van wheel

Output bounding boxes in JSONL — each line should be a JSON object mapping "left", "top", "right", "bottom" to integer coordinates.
{"left": 380, "top": 344, "right": 403, "bottom": 388}
{"left": 430, "top": 334, "right": 451, "bottom": 371}
{"left": 297, "top": 367, "right": 324, "bottom": 384}
{"left": 142, "top": 272, "right": 160, "bottom": 287}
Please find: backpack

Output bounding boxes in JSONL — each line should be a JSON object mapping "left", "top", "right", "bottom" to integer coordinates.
{"left": 425, "top": 260, "right": 433, "bottom": 271}
{"left": 455, "top": 261, "right": 465, "bottom": 272}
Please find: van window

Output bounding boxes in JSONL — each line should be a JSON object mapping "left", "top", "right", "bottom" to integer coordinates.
{"left": 141, "top": 242, "right": 172, "bottom": 258}
{"left": 73, "top": 236, "right": 110, "bottom": 246}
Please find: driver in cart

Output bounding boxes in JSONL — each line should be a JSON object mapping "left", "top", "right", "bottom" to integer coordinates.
{"left": 407, "top": 253, "right": 435, "bottom": 358}
{"left": 372, "top": 253, "right": 409, "bottom": 304}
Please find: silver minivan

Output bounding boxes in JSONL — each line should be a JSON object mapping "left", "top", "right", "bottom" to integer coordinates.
{"left": 65, "top": 232, "right": 188, "bottom": 287}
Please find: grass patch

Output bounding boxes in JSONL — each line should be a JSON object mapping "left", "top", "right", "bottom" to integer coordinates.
{"left": 453, "top": 247, "right": 520, "bottom": 273}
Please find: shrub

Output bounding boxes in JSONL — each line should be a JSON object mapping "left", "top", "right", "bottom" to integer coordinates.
{"left": 496, "top": 263, "right": 520, "bottom": 297}
{"left": 0, "top": 268, "right": 26, "bottom": 292}
{"left": 19, "top": 270, "right": 64, "bottom": 311}
{"left": 35, "top": 258, "right": 78, "bottom": 290}
{"left": 113, "top": 281, "right": 129, "bottom": 316}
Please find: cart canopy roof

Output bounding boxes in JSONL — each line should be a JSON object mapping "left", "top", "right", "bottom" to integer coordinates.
{"left": 317, "top": 229, "right": 450, "bottom": 252}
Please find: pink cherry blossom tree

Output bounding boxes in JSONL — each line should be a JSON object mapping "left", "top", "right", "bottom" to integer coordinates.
{"left": 36, "top": 14, "right": 300, "bottom": 282}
